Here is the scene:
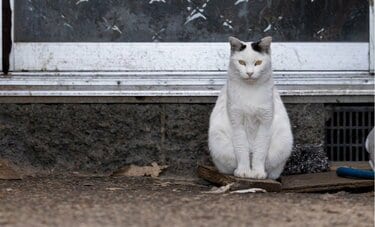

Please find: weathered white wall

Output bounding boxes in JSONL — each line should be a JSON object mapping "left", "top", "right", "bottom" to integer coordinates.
{"left": 11, "top": 42, "right": 369, "bottom": 72}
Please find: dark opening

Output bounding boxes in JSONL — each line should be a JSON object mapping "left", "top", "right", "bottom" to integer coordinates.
{"left": 2, "top": 0, "right": 11, "bottom": 74}
{"left": 325, "top": 104, "right": 374, "bottom": 161}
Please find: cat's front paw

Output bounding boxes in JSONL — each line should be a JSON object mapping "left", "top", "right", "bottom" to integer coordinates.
{"left": 234, "top": 166, "right": 252, "bottom": 178}
{"left": 247, "top": 169, "right": 267, "bottom": 179}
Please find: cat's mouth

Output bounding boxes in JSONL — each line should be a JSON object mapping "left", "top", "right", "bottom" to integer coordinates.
{"left": 243, "top": 77, "right": 257, "bottom": 83}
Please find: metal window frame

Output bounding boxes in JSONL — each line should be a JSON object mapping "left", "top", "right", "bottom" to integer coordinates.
{"left": 0, "top": 0, "right": 2, "bottom": 72}
{"left": 370, "top": 0, "right": 374, "bottom": 74}
{"left": 6, "top": 0, "right": 373, "bottom": 72}
{"left": 0, "top": 0, "right": 374, "bottom": 103}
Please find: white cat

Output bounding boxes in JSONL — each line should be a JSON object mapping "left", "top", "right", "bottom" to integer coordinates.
{"left": 208, "top": 36, "right": 293, "bottom": 180}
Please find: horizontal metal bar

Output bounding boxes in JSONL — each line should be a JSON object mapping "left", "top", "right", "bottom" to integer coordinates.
{"left": 0, "top": 71, "right": 373, "bottom": 103}
{"left": 0, "top": 90, "right": 373, "bottom": 96}
{"left": 0, "top": 75, "right": 372, "bottom": 86}
{"left": 0, "top": 95, "right": 373, "bottom": 104}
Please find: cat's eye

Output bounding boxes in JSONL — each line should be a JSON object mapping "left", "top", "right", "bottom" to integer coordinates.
{"left": 238, "top": 60, "right": 246, "bottom": 66}
{"left": 254, "top": 60, "right": 262, "bottom": 66}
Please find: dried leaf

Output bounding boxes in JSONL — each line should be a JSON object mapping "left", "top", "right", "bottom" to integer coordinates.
{"left": 112, "top": 162, "right": 168, "bottom": 177}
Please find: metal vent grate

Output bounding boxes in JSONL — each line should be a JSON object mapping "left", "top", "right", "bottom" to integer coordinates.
{"left": 325, "top": 105, "right": 374, "bottom": 161}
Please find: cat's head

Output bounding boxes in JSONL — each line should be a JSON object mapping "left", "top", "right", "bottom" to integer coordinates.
{"left": 228, "top": 36, "right": 272, "bottom": 83}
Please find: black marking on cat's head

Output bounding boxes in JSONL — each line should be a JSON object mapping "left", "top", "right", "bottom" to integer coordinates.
{"left": 229, "top": 36, "right": 247, "bottom": 52}
{"left": 251, "top": 36, "right": 272, "bottom": 54}
{"left": 251, "top": 41, "right": 262, "bottom": 53}
{"left": 239, "top": 43, "right": 247, "bottom": 51}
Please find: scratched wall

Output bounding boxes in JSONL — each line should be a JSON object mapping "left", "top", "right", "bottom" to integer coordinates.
{"left": 15, "top": 0, "right": 369, "bottom": 42}
{"left": 0, "top": 103, "right": 328, "bottom": 176}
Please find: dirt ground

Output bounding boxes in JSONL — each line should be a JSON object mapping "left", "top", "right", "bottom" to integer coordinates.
{"left": 0, "top": 176, "right": 373, "bottom": 227}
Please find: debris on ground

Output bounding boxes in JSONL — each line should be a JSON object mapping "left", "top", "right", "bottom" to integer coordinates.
{"left": 154, "top": 177, "right": 206, "bottom": 188}
{"left": 197, "top": 165, "right": 281, "bottom": 192}
{"left": 198, "top": 165, "right": 374, "bottom": 193}
{"left": 202, "top": 183, "right": 267, "bottom": 194}
{"left": 230, "top": 188, "right": 267, "bottom": 194}
{"left": 281, "top": 171, "right": 374, "bottom": 193}
{"left": 112, "top": 162, "right": 168, "bottom": 177}
{"left": 0, "top": 160, "right": 22, "bottom": 180}
{"left": 202, "top": 183, "right": 234, "bottom": 194}
{"left": 105, "top": 187, "right": 123, "bottom": 191}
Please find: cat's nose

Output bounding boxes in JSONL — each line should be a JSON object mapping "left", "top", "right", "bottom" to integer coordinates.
{"left": 247, "top": 72, "right": 254, "bottom": 78}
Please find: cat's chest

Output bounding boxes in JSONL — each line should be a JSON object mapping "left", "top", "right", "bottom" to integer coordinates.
{"left": 231, "top": 92, "right": 272, "bottom": 117}
{"left": 228, "top": 91, "right": 273, "bottom": 138}
{"left": 240, "top": 104, "right": 271, "bottom": 137}
{"left": 228, "top": 81, "right": 274, "bottom": 121}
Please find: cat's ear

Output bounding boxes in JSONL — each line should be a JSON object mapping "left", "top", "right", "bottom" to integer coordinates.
{"left": 251, "top": 36, "right": 272, "bottom": 54}
{"left": 228, "top": 36, "right": 247, "bottom": 52}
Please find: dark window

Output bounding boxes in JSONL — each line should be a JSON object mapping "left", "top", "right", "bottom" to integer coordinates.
{"left": 15, "top": 0, "right": 369, "bottom": 42}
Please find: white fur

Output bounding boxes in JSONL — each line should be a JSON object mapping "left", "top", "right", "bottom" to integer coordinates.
{"left": 208, "top": 37, "right": 293, "bottom": 179}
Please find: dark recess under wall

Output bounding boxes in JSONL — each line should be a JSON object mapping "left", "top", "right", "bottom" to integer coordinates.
{"left": 325, "top": 103, "right": 374, "bottom": 161}
{"left": 2, "top": 0, "right": 11, "bottom": 74}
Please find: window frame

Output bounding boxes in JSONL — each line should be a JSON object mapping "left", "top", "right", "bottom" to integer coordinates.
{"left": 0, "top": 0, "right": 374, "bottom": 103}
{"left": 0, "top": 0, "right": 2, "bottom": 72}
{"left": 370, "top": 0, "right": 374, "bottom": 74}
{"left": 8, "top": 0, "right": 374, "bottom": 72}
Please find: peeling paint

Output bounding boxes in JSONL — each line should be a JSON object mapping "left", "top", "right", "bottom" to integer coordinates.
{"left": 234, "top": 0, "right": 248, "bottom": 5}
{"left": 76, "top": 0, "right": 89, "bottom": 5}
{"left": 149, "top": 0, "right": 166, "bottom": 4}
{"left": 263, "top": 24, "right": 272, "bottom": 32}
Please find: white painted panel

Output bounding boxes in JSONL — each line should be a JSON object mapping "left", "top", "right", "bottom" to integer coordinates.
{"left": 370, "top": 1, "right": 374, "bottom": 73}
{"left": 11, "top": 42, "right": 369, "bottom": 72}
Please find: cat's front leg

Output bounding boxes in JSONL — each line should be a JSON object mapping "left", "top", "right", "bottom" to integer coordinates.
{"left": 249, "top": 121, "right": 272, "bottom": 179}
{"left": 232, "top": 128, "right": 252, "bottom": 178}
{"left": 229, "top": 110, "right": 252, "bottom": 178}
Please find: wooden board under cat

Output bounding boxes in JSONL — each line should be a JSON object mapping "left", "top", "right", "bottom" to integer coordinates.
{"left": 197, "top": 165, "right": 374, "bottom": 193}
{"left": 197, "top": 165, "right": 282, "bottom": 192}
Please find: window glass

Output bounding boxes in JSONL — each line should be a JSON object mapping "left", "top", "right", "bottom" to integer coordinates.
{"left": 15, "top": 0, "right": 369, "bottom": 42}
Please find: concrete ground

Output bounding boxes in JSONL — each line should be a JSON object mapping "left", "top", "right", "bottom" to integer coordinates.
{"left": 0, "top": 176, "right": 373, "bottom": 227}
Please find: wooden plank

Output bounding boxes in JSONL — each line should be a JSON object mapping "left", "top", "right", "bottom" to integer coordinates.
{"left": 281, "top": 171, "right": 373, "bottom": 193}
{"left": 330, "top": 161, "right": 371, "bottom": 171}
{"left": 197, "top": 165, "right": 282, "bottom": 192}
{"left": 198, "top": 165, "right": 373, "bottom": 193}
